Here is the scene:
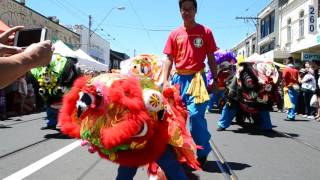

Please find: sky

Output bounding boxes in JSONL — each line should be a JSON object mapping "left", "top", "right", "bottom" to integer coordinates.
{"left": 26, "top": 0, "right": 271, "bottom": 57}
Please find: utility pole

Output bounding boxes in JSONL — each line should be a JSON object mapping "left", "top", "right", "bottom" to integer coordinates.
{"left": 88, "top": 15, "right": 92, "bottom": 53}
{"left": 236, "top": 16, "right": 260, "bottom": 53}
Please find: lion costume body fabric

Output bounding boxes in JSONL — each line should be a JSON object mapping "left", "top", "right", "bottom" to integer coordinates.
{"left": 58, "top": 55, "right": 199, "bottom": 169}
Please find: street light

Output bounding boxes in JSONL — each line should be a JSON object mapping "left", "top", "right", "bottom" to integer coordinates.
{"left": 88, "top": 6, "right": 125, "bottom": 51}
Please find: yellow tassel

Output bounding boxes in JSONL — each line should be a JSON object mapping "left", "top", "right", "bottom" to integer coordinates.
{"left": 186, "top": 72, "right": 209, "bottom": 104}
{"left": 109, "top": 152, "right": 117, "bottom": 161}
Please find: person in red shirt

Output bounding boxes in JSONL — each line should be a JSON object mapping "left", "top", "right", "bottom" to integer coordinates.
{"left": 162, "top": 0, "right": 218, "bottom": 168}
{"left": 282, "top": 57, "right": 299, "bottom": 120}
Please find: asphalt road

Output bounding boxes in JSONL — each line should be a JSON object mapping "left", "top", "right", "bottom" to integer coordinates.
{"left": 0, "top": 111, "right": 319, "bottom": 180}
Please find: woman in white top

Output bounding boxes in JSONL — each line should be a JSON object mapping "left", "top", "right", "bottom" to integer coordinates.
{"left": 300, "top": 68, "right": 316, "bottom": 119}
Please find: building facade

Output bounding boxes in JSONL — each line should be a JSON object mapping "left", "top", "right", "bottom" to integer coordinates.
{"left": 232, "top": 32, "right": 257, "bottom": 59}
{"left": 256, "top": 0, "right": 292, "bottom": 62}
{"left": 72, "top": 25, "right": 111, "bottom": 66}
{"left": 233, "top": 0, "right": 320, "bottom": 63}
{"left": 279, "top": 0, "right": 320, "bottom": 61}
{"left": 110, "top": 49, "right": 129, "bottom": 70}
{"left": 0, "top": 0, "right": 80, "bottom": 49}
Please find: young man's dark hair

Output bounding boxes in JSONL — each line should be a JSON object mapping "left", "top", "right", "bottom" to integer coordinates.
{"left": 179, "top": 0, "right": 197, "bottom": 10}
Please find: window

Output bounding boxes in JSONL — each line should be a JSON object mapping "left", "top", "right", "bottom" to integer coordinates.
{"left": 246, "top": 42, "right": 250, "bottom": 57}
{"left": 299, "top": 11, "right": 305, "bottom": 38}
{"left": 287, "top": 18, "right": 292, "bottom": 43}
{"left": 270, "top": 12, "right": 275, "bottom": 33}
{"left": 252, "top": 44, "right": 256, "bottom": 54}
{"left": 260, "top": 41, "right": 275, "bottom": 54}
{"left": 260, "top": 11, "right": 275, "bottom": 39}
{"left": 252, "top": 37, "right": 256, "bottom": 54}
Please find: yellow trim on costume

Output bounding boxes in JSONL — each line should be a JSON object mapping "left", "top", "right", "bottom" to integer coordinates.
{"left": 176, "top": 69, "right": 210, "bottom": 104}
{"left": 130, "top": 140, "right": 147, "bottom": 150}
{"left": 176, "top": 69, "right": 201, "bottom": 75}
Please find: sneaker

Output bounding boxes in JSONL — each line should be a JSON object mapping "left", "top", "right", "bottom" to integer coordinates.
{"left": 307, "top": 115, "right": 315, "bottom": 119}
{"left": 216, "top": 127, "right": 226, "bottom": 131}
{"left": 302, "top": 115, "right": 308, "bottom": 118}
{"left": 197, "top": 156, "right": 208, "bottom": 168}
{"left": 284, "top": 118, "right": 295, "bottom": 121}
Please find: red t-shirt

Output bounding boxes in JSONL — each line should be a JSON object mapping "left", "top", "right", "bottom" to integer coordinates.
{"left": 163, "top": 24, "right": 217, "bottom": 71}
{"left": 282, "top": 66, "right": 299, "bottom": 87}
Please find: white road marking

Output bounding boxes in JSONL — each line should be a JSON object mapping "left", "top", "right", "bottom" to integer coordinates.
{"left": 3, "top": 140, "right": 81, "bottom": 180}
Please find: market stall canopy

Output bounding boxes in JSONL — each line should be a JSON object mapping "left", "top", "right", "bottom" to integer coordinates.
{"left": 245, "top": 53, "right": 272, "bottom": 63}
{"left": 75, "top": 49, "right": 108, "bottom": 72}
{"left": 53, "top": 40, "right": 77, "bottom": 58}
{"left": 244, "top": 53, "right": 287, "bottom": 70}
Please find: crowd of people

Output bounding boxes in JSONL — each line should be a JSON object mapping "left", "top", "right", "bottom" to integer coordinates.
{"left": 281, "top": 57, "right": 320, "bottom": 121}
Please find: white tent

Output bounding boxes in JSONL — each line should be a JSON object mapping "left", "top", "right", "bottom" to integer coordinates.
{"left": 245, "top": 53, "right": 271, "bottom": 63}
{"left": 245, "top": 53, "right": 288, "bottom": 69}
{"left": 75, "top": 49, "right": 109, "bottom": 72}
{"left": 53, "top": 40, "right": 77, "bottom": 58}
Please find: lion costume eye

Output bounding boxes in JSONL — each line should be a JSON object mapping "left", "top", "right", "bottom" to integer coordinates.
{"left": 38, "top": 88, "right": 46, "bottom": 96}
{"left": 53, "top": 86, "right": 64, "bottom": 95}
{"left": 142, "top": 89, "right": 163, "bottom": 112}
{"left": 133, "top": 122, "right": 148, "bottom": 137}
{"left": 142, "top": 66, "right": 149, "bottom": 74}
{"left": 76, "top": 92, "right": 95, "bottom": 117}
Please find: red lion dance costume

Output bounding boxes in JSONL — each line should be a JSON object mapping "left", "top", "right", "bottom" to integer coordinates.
{"left": 58, "top": 55, "right": 200, "bottom": 179}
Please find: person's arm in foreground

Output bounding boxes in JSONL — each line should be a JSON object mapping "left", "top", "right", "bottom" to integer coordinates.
{"left": 207, "top": 53, "right": 217, "bottom": 91}
{"left": 207, "top": 53, "right": 217, "bottom": 79}
{"left": 0, "top": 40, "right": 53, "bottom": 88}
{"left": 163, "top": 55, "right": 174, "bottom": 87}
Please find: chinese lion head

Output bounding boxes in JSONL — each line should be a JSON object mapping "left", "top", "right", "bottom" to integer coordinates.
{"left": 207, "top": 50, "right": 237, "bottom": 91}
{"left": 120, "top": 54, "right": 165, "bottom": 86}
{"left": 58, "top": 73, "right": 198, "bottom": 168}
{"left": 227, "top": 61, "right": 279, "bottom": 113}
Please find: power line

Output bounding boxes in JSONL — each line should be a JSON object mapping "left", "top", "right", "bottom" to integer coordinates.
{"left": 102, "top": 23, "right": 249, "bottom": 31}
{"left": 235, "top": 16, "right": 260, "bottom": 26}
{"left": 243, "top": 0, "right": 261, "bottom": 13}
{"left": 101, "top": 23, "right": 172, "bottom": 31}
{"left": 49, "top": 0, "right": 87, "bottom": 23}
{"left": 57, "top": 0, "right": 89, "bottom": 17}
{"left": 127, "top": 0, "right": 158, "bottom": 52}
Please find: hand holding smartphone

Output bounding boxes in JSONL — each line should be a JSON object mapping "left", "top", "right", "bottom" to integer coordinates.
{"left": 14, "top": 28, "right": 47, "bottom": 48}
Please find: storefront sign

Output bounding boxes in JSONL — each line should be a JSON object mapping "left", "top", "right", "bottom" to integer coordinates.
{"left": 302, "top": 52, "right": 320, "bottom": 61}
{"left": 309, "top": 5, "right": 317, "bottom": 34}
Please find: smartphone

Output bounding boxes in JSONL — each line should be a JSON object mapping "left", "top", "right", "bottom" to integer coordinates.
{"left": 14, "top": 28, "right": 47, "bottom": 47}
